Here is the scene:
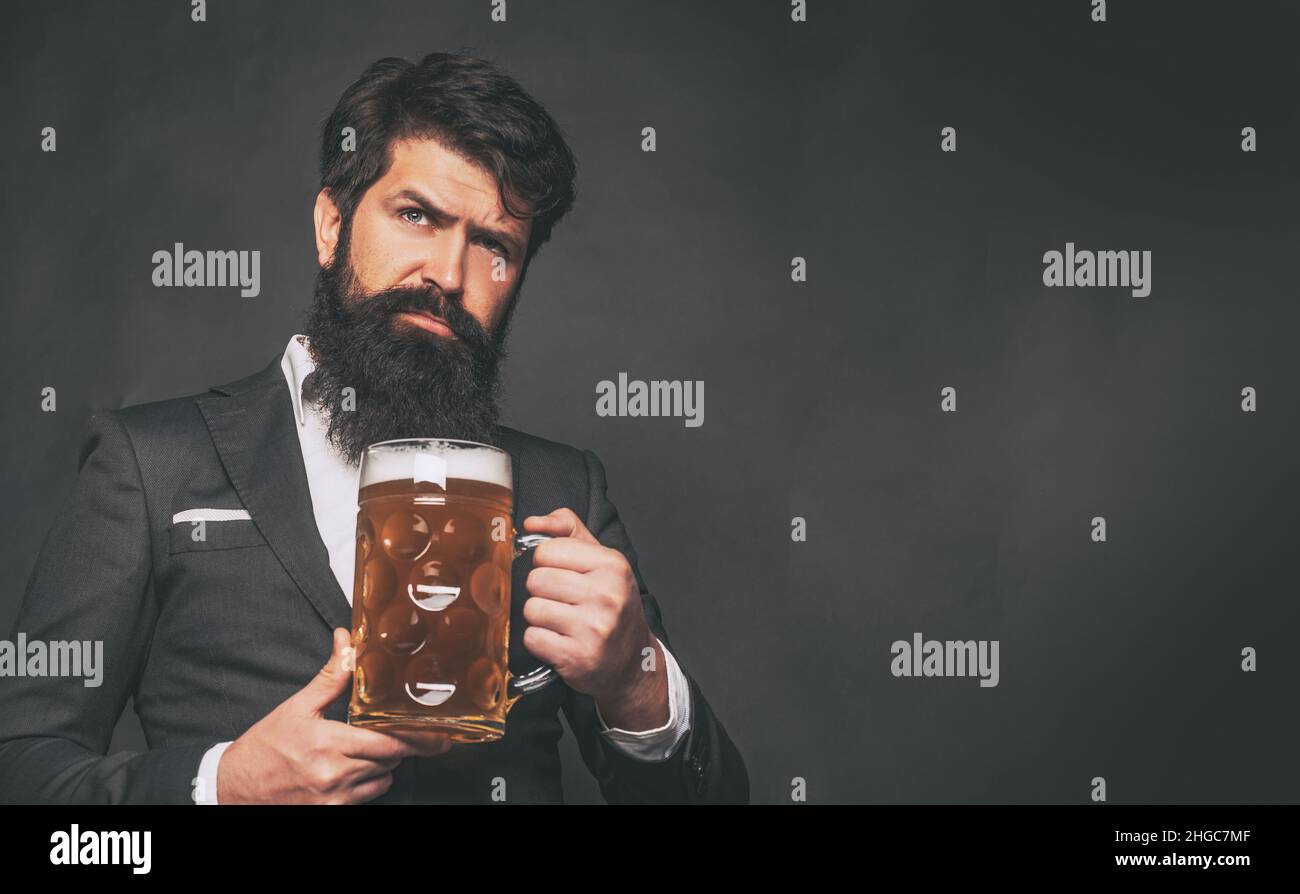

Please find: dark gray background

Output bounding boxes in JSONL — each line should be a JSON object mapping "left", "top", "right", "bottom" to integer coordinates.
{"left": 2, "top": 1, "right": 1295, "bottom": 803}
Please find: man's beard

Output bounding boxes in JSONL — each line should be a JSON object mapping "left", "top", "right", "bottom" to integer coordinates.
{"left": 302, "top": 236, "right": 516, "bottom": 465}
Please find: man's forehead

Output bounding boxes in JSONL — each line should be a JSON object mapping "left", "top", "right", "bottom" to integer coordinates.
{"left": 381, "top": 137, "right": 531, "bottom": 229}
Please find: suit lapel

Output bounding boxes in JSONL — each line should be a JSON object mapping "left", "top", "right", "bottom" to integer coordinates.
{"left": 196, "top": 353, "right": 353, "bottom": 633}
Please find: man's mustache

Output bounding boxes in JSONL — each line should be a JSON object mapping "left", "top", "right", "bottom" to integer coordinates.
{"left": 347, "top": 285, "right": 488, "bottom": 344}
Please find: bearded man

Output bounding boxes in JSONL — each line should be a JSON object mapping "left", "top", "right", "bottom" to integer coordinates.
{"left": 0, "top": 52, "right": 747, "bottom": 805}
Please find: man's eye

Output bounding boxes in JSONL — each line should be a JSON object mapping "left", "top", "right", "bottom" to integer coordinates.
{"left": 400, "top": 208, "right": 427, "bottom": 225}
{"left": 478, "top": 237, "right": 507, "bottom": 257}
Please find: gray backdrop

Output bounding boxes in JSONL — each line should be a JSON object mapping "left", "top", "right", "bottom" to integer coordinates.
{"left": 2, "top": 0, "right": 1296, "bottom": 803}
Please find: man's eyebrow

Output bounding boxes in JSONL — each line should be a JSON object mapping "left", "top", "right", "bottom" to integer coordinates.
{"left": 391, "top": 188, "right": 525, "bottom": 251}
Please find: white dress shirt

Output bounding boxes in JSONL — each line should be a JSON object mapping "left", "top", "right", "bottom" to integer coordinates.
{"left": 195, "top": 334, "right": 691, "bottom": 803}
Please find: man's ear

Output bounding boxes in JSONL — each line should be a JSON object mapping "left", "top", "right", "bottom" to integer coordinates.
{"left": 313, "top": 189, "right": 342, "bottom": 269}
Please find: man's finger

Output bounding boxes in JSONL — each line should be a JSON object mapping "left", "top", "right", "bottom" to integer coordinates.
{"left": 523, "top": 508, "right": 598, "bottom": 544}
{"left": 522, "top": 625, "right": 574, "bottom": 669}
{"left": 524, "top": 567, "right": 590, "bottom": 606}
{"left": 329, "top": 722, "right": 450, "bottom": 760}
{"left": 522, "top": 592, "right": 585, "bottom": 635}
{"left": 529, "top": 537, "right": 620, "bottom": 574}
{"left": 292, "top": 628, "right": 355, "bottom": 716}
{"left": 382, "top": 730, "right": 455, "bottom": 757}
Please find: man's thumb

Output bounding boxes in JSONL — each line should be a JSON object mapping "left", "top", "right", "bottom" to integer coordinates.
{"left": 295, "top": 628, "right": 355, "bottom": 714}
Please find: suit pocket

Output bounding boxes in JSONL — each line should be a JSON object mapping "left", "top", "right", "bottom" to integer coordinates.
{"left": 169, "top": 517, "right": 269, "bottom": 554}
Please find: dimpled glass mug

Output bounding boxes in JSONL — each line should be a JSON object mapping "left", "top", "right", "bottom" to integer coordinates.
{"left": 347, "top": 438, "right": 558, "bottom": 742}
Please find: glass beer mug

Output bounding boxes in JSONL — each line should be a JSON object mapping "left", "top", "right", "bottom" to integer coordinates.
{"left": 347, "top": 438, "right": 558, "bottom": 742}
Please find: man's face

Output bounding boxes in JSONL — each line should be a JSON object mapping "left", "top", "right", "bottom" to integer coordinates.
{"left": 302, "top": 137, "right": 535, "bottom": 464}
{"left": 340, "top": 137, "right": 532, "bottom": 339}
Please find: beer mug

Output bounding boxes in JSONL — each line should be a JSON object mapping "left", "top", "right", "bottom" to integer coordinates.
{"left": 346, "top": 438, "right": 558, "bottom": 742}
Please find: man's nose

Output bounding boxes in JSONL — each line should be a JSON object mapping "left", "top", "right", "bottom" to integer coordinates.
{"left": 418, "top": 230, "right": 467, "bottom": 298}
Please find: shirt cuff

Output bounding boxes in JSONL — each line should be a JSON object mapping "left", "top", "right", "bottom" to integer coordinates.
{"left": 595, "top": 637, "right": 692, "bottom": 762}
{"left": 195, "top": 741, "right": 233, "bottom": 805}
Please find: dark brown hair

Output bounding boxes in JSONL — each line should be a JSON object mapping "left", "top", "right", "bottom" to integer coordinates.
{"left": 319, "top": 50, "right": 578, "bottom": 266}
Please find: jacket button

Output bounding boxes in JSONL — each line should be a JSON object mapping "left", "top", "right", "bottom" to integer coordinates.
{"left": 688, "top": 756, "right": 706, "bottom": 796}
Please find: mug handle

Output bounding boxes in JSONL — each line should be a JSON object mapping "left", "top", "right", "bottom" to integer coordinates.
{"left": 505, "top": 532, "right": 561, "bottom": 702}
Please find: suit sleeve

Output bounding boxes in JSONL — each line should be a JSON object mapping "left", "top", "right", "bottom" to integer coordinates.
{"left": 560, "top": 448, "right": 749, "bottom": 804}
{"left": 0, "top": 411, "right": 213, "bottom": 804}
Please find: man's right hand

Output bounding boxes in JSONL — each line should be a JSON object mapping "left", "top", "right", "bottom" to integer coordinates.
{"left": 216, "top": 628, "right": 452, "bottom": 804}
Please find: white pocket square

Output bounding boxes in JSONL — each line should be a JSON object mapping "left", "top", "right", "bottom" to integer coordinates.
{"left": 172, "top": 508, "right": 252, "bottom": 524}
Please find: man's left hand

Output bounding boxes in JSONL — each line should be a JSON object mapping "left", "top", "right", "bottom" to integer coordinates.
{"left": 520, "top": 508, "right": 669, "bottom": 731}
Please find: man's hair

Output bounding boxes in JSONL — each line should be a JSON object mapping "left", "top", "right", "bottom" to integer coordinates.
{"left": 319, "top": 50, "right": 578, "bottom": 267}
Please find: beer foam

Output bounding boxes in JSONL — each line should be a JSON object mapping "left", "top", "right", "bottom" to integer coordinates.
{"left": 364, "top": 442, "right": 512, "bottom": 489}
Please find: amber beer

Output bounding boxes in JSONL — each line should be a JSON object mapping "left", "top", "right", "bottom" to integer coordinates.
{"left": 347, "top": 439, "right": 557, "bottom": 742}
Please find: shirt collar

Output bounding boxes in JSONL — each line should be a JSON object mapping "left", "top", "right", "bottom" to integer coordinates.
{"left": 281, "top": 333, "right": 315, "bottom": 428}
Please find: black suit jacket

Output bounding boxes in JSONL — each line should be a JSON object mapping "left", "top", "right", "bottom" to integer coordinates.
{"left": 0, "top": 353, "right": 748, "bottom": 804}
